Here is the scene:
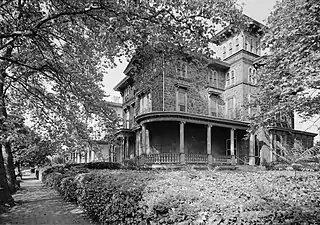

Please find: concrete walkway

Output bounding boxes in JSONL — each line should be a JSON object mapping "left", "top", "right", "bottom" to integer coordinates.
{"left": 0, "top": 172, "right": 94, "bottom": 225}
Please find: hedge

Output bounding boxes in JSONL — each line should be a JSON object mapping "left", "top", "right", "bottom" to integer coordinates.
{"left": 42, "top": 165, "right": 320, "bottom": 224}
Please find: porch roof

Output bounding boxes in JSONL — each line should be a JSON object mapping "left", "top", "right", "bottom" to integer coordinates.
{"left": 136, "top": 111, "right": 249, "bottom": 130}
{"left": 268, "top": 126, "right": 318, "bottom": 137}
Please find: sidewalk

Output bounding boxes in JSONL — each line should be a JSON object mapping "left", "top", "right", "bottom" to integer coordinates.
{"left": 0, "top": 171, "right": 94, "bottom": 225}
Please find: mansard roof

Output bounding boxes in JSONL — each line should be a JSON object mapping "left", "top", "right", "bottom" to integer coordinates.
{"left": 213, "top": 14, "right": 266, "bottom": 45}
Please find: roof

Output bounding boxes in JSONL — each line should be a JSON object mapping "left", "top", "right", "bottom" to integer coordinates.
{"left": 214, "top": 14, "right": 266, "bottom": 45}
{"left": 113, "top": 76, "right": 133, "bottom": 92}
{"left": 253, "top": 55, "right": 269, "bottom": 67}
{"left": 208, "top": 59, "right": 230, "bottom": 70}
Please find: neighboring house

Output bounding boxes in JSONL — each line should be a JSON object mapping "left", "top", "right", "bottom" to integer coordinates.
{"left": 113, "top": 16, "right": 317, "bottom": 166}
{"left": 69, "top": 98, "right": 123, "bottom": 163}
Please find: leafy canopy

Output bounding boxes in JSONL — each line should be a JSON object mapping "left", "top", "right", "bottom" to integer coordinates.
{"left": 252, "top": 0, "right": 320, "bottom": 130}
{"left": 1, "top": 0, "right": 244, "bottom": 147}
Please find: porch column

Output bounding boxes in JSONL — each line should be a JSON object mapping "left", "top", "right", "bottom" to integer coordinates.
{"left": 269, "top": 132, "right": 274, "bottom": 162}
{"left": 91, "top": 150, "right": 95, "bottom": 162}
{"left": 77, "top": 151, "right": 81, "bottom": 163}
{"left": 135, "top": 132, "right": 139, "bottom": 157}
{"left": 146, "top": 129, "right": 150, "bottom": 154}
{"left": 207, "top": 125, "right": 212, "bottom": 164}
{"left": 142, "top": 124, "right": 146, "bottom": 154}
{"left": 120, "top": 138, "right": 125, "bottom": 162}
{"left": 249, "top": 133, "right": 255, "bottom": 165}
{"left": 87, "top": 149, "right": 91, "bottom": 162}
{"left": 126, "top": 137, "right": 130, "bottom": 159}
{"left": 110, "top": 146, "right": 114, "bottom": 162}
{"left": 230, "top": 128, "right": 235, "bottom": 165}
{"left": 180, "top": 121, "right": 185, "bottom": 164}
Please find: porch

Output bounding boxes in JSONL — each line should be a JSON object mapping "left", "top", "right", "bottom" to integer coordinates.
{"left": 120, "top": 111, "right": 257, "bottom": 165}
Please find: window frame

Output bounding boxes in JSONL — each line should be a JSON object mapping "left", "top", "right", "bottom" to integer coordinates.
{"left": 226, "top": 72, "right": 230, "bottom": 87}
{"left": 176, "top": 88, "right": 187, "bottom": 112}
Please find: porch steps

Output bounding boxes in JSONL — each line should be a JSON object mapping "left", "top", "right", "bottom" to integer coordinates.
{"left": 236, "top": 165, "right": 266, "bottom": 172}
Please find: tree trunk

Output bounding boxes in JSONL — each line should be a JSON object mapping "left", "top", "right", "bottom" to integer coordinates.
{"left": 0, "top": 145, "right": 13, "bottom": 205}
{"left": 0, "top": 44, "right": 14, "bottom": 205}
{"left": 3, "top": 142, "right": 17, "bottom": 194}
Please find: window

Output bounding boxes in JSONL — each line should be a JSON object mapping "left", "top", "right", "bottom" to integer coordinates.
{"left": 244, "top": 36, "right": 248, "bottom": 50}
{"left": 124, "top": 109, "right": 130, "bottom": 128}
{"left": 177, "top": 88, "right": 187, "bottom": 112}
{"left": 230, "top": 70, "right": 235, "bottom": 85}
{"left": 139, "top": 92, "right": 152, "bottom": 114}
{"left": 208, "top": 71, "right": 218, "bottom": 87}
{"left": 176, "top": 60, "right": 188, "bottom": 78}
{"left": 235, "top": 38, "right": 239, "bottom": 51}
{"left": 250, "top": 39, "right": 253, "bottom": 52}
{"left": 248, "top": 67, "right": 257, "bottom": 84}
{"left": 229, "top": 42, "right": 233, "bottom": 54}
{"left": 227, "top": 96, "right": 236, "bottom": 119}
{"left": 223, "top": 46, "right": 226, "bottom": 58}
{"left": 226, "top": 72, "right": 230, "bottom": 87}
{"left": 209, "top": 95, "right": 218, "bottom": 117}
{"left": 226, "top": 138, "right": 237, "bottom": 156}
{"left": 255, "top": 40, "right": 259, "bottom": 54}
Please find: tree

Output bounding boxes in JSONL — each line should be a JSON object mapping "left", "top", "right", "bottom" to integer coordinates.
{"left": 0, "top": 0, "right": 244, "bottom": 204}
{"left": 252, "top": 0, "right": 320, "bottom": 130}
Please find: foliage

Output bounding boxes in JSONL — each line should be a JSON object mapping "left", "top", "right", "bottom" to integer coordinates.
{"left": 252, "top": 0, "right": 320, "bottom": 129}
{"left": 12, "top": 128, "right": 54, "bottom": 167}
{"left": 0, "top": 0, "right": 245, "bottom": 202}
{"left": 43, "top": 165, "right": 320, "bottom": 225}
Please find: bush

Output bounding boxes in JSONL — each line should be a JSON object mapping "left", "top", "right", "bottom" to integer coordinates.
{"left": 42, "top": 166, "right": 154, "bottom": 224}
{"left": 85, "top": 162, "right": 121, "bottom": 170}
{"left": 42, "top": 166, "right": 320, "bottom": 225}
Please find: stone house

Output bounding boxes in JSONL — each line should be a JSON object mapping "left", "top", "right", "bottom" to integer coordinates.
{"left": 112, "top": 17, "right": 317, "bottom": 166}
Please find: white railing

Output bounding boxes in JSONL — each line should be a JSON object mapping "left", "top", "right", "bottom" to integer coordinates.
{"left": 146, "top": 153, "right": 180, "bottom": 164}
{"left": 213, "top": 156, "right": 232, "bottom": 165}
{"left": 186, "top": 154, "right": 208, "bottom": 164}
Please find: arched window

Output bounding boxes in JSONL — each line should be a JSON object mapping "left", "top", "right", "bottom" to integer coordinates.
{"left": 223, "top": 46, "right": 226, "bottom": 58}
{"left": 244, "top": 36, "right": 248, "bottom": 50}
{"left": 213, "top": 71, "right": 218, "bottom": 86}
{"left": 248, "top": 67, "right": 257, "bottom": 84}
{"left": 235, "top": 38, "right": 239, "bottom": 51}
{"left": 226, "top": 72, "right": 230, "bottom": 87}
{"left": 231, "top": 70, "right": 235, "bottom": 85}
{"left": 255, "top": 40, "right": 259, "bottom": 54}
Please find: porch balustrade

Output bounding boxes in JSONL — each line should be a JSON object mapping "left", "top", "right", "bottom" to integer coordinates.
{"left": 136, "top": 154, "right": 232, "bottom": 165}
{"left": 213, "top": 156, "right": 232, "bottom": 165}
{"left": 185, "top": 154, "right": 208, "bottom": 164}
{"left": 145, "top": 153, "right": 180, "bottom": 164}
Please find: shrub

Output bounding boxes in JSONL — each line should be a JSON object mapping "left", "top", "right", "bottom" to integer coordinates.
{"left": 85, "top": 162, "right": 121, "bottom": 170}
{"left": 78, "top": 171, "right": 152, "bottom": 224}
{"left": 60, "top": 177, "right": 78, "bottom": 202}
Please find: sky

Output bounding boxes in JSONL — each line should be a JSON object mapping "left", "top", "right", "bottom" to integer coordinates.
{"left": 101, "top": 0, "right": 320, "bottom": 139}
